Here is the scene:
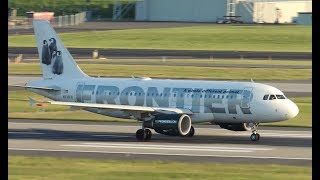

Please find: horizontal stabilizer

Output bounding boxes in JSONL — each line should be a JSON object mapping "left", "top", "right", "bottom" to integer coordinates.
{"left": 28, "top": 96, "right": 48, "bottom": 107}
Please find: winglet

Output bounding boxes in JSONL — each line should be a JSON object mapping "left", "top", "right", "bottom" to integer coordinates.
{"left": 28, "top": 96, "right": 36, "bottom": 107}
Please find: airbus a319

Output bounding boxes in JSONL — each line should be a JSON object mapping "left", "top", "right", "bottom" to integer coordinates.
{"left": 17, "top": 20, "right": 299, "bottom": 141}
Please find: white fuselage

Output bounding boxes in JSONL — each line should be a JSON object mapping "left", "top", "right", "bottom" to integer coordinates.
{"left": 27, "top": 76, "right": 299, "bottom": 124}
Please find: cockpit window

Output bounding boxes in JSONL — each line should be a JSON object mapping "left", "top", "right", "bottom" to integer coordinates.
{"left": 276, "top": 95, "right": 286, "bottom": 99}
{"left": 269, "top": 94, "right": 276, "bottom": 100}
{"left": 263, "top": 95, "right": 269, "bottom": 100}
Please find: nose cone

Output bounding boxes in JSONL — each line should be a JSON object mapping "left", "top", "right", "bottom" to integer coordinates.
{"left": 286, "top": 100, "right": 299, "bottom": 119}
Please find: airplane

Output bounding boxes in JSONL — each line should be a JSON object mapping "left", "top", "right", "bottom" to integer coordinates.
{"left": 15, "top": 20, "right": 299, "bottom": 142}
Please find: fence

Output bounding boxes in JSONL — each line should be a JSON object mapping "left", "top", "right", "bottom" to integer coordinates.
{"left": 8, "top": 12, "right": 87, "bottom": 30}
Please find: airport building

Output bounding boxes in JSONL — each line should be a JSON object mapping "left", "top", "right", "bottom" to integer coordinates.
{"left": 134, "top": 0, "right": 312, "bottom": 24}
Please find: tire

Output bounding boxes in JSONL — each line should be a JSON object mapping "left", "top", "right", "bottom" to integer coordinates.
{"left": 145, "top": 129, "right": 152, "bottom": 140}
{"left": 256, "top": 133, "right": 260, "bottom": 141}
{"left": 250, "top": 134, "right": 257, "bottom": 141}
{"left": 187, "top": 126, "right": 195, "bottom": 137}
{"left": 136, "top": 129, "right": 145, "bottom": 140}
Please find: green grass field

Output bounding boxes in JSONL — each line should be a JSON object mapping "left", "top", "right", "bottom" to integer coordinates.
{"left": 8, "top": 63, "right": 311, "bottom": 81}
{"left": 8, "top": 91, "right": 312, "bottom": 127}
{"left": 74, "top": 58, "right": 312, "bottom": 66}
{"left": 8, "top": 25, "right": 312, "bottom": 52}
{"left": 8, "top": 156, "right": 311, "bottom": 180}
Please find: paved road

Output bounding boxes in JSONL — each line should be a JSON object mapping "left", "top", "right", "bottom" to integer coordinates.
{"left": 8, "top": 47, "right": 312, "bottom": 60}
{"left": 8, "top": 75, "right": 312, "bottom": 97}
{"left": 8, "top": 119, "right": 312, "bottom": 166}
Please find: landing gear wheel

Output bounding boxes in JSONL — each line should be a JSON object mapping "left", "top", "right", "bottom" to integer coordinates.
{"left": 145, "top": 129, "right": 152, "bottom": 140}
{"left": 250, "top": 133, "right": 260, "bottom": 141}
{"left": 136, "top": 129, "right": 152, "bottom": 141}
{"left": 187, "top": 126, "right": 195, "bottom": 137}
{"left": 136, "top": 129, "right": 145, "bottom": 140}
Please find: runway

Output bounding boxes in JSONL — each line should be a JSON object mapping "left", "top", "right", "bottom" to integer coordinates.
{"left": 8, "top": 47, "right": 312, "bottom": 60}
{"left": 8, "top": 119, "right": 312, "bottom": 166}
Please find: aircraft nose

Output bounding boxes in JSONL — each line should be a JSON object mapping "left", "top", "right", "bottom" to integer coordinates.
{"left": 286, "top": 100, "right": 299, "bottom": 119}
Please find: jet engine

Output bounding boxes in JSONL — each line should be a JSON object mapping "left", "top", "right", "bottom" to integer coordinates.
{"left": 218, "top": 123, "right": 253, "bottom": 131}
{"left": 143, "top": 114, "right": 192, "bottom": 136}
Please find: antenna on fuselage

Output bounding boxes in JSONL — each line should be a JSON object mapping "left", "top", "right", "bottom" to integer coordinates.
{"left": 251, "top": 78, "right": 254, "bottom": 83}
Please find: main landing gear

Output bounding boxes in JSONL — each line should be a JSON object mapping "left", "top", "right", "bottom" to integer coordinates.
{"left": 136, "top": 128, "right": 152, "bottom": 141}
{"left": 249, "top": 123, "right": 260, "bottom": 141}
{"left": 135, "top": 126, "right": 195, "bottom": 140}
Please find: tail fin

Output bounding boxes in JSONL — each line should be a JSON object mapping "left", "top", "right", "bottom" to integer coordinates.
{"left": 33, "top": 20, "right": 88, "bottom": 79}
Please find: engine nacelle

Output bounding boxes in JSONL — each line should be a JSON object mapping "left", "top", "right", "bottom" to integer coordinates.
{"left": 218, "top": 123, "right": 252, "bottom": 131}
{"left": 143, "top": 114, "right": 192, "bottom": 136}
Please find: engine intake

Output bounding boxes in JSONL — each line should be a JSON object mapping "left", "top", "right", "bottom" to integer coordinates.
{"left": 143, "top": 114, "right": 192, "bottom": 136}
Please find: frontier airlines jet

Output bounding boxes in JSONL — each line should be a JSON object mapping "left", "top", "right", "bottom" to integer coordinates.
{"left": 18, "top": 20, "right": 299, "bottom": 141}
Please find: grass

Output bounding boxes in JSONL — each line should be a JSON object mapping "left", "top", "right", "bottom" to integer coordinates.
{"left": 8, "top": 25, "right": 312, "bottom": 52}
{"left": 8, "top": 156, "right": 311, "bottom": 180}
{"left": 75, "top": 58, "right": 312, "bottom": 66}
{"left": 8, "top": 63, "right": 312, "bottom": 81}
{"left": 8, "top": 91, "right": 312, "bottom": 127}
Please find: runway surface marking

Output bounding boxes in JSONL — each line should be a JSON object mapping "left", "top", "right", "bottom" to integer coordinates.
{"left": 8, "top": 148, "right": 311, "bottom": 161}
{"left": 61, "top": 142, "right": 273, "bottom": 152}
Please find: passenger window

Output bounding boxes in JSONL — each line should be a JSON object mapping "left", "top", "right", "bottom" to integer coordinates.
{"left": 222, "top": 95, "right": 224, "bottom": 99}
{"left": 263, "top": 95, "right": 269, "bottom": 100}
{"left": 217, "top": 95, "right": 220, "bottom": 99}
{"left": 269, "top": 95, "right": 276, "bottom": 100}
{"left": 276, "top": 95, "right": 285, "bottom": 99}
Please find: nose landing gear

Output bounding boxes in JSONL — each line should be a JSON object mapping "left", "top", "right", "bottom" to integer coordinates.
{"left": 249, "top": 123, "right": 260, "bottom": 141}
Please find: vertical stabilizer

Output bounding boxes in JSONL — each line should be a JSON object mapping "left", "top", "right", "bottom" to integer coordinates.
{"left": 33, "top": 20, "right": 88, "bottom": 79}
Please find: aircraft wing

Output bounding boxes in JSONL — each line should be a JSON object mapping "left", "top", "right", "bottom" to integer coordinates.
{"left": 30, "top": 98, "right": 193, "bottom": 115}
{"left": 9, "top": 85, "right": 60, "bottom": 91}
